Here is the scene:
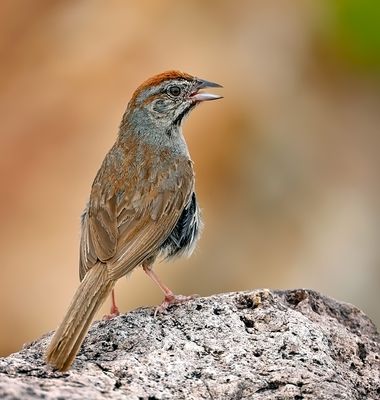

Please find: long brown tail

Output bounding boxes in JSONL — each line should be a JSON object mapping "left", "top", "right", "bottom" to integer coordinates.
{"left": 45, "top": 263, "right": 115, "bottom": 371}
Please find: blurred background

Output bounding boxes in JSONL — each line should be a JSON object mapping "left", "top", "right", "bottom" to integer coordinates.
{"left": 1, "top": 0, "right": 379, "bottom": 357}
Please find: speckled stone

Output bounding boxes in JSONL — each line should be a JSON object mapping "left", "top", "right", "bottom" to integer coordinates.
{"left": 0, "top": 289, "right": 379, "bottom": 399}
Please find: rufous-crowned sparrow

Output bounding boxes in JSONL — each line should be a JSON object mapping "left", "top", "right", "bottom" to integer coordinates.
{"left": 45, "top": 71, "right": 222, "bottom": 371}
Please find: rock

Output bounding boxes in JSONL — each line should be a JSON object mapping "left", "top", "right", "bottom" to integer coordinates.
{"left": 0, "top": 289, "right": 379, "bottom": 399}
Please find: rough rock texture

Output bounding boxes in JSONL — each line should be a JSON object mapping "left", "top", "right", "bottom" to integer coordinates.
{"left": 0, "top": 289, "right": 379, "bottom": 399}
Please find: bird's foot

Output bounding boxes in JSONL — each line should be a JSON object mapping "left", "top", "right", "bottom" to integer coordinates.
{"left": 154, "top": 293, "right": 198, "bottom": 317}
{"left": 102, "top": 304, "right": 120, "bottom": 320}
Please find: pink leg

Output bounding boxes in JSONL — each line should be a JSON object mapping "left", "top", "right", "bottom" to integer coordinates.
{"left": 143, "top": 265, "right": 197, "bottom": 316}
{"left": 102, "top": 288, "right": 120, "bottom": 320}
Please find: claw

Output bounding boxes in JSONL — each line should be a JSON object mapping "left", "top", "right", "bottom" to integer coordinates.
{"left": 102, "top": 289, "right": 120, "bottom": 320}
{"left": 154, "top": 293, "right": 199, "bottom": 317}
{"left": 102, "top": 310, "right": 120, "bottom": 321}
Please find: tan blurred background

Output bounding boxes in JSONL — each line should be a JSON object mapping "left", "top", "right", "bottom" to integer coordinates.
{"left": 1, "top": 0, "right": 379, "bottom": 357}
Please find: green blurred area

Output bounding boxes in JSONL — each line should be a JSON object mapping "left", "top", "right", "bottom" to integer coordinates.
{"left": 324, "top": 0, "right": 380, "bottom": 71}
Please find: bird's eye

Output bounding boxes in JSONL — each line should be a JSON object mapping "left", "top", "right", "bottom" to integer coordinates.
{"left": 168, "top": 85, "right": 181, "bottom": 97}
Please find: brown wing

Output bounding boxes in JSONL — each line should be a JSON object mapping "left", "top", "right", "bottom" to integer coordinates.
{"left": 79, "top": 144, "right": 194, "bottom": 281}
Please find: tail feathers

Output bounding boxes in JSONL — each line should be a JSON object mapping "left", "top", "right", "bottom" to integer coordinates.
{"left": 45, "top": 263, "right": 114, "bottom": 371}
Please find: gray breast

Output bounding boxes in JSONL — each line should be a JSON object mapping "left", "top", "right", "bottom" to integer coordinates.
{"left": 160, "top": 192, "right": 201, "bottom": 259}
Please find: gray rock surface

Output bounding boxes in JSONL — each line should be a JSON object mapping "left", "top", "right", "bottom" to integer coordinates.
{"left": 0, "top": 289, "right": 379, "bottom": 399}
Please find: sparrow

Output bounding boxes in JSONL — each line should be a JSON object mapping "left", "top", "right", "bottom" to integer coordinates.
{"left": 45, "top": 71, "right": 222, "bottom": 371}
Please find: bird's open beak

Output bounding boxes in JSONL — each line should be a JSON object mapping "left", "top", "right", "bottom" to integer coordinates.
{"left": 190, "top": 78, "right": 223, "bottom": 102}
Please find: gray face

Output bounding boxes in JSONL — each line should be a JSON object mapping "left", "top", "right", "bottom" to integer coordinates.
{"left": 119, "top": 74, "right": 222, "bottom": 151}
{"left": 134, "top": 78, "right": 198, "bottom": 128}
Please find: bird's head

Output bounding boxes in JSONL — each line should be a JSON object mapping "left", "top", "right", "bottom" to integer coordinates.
{"left": 121, "top": 71, "right": 222, "bottom": 137}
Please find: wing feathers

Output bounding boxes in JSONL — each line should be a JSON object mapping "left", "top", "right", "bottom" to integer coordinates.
{"left": 79, "top": 143, "right": 194, "bottom": 281}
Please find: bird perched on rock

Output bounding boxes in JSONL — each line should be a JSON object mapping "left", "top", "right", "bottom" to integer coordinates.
{"left": 45, "top": 71, "right": 222, "bottom": 371}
